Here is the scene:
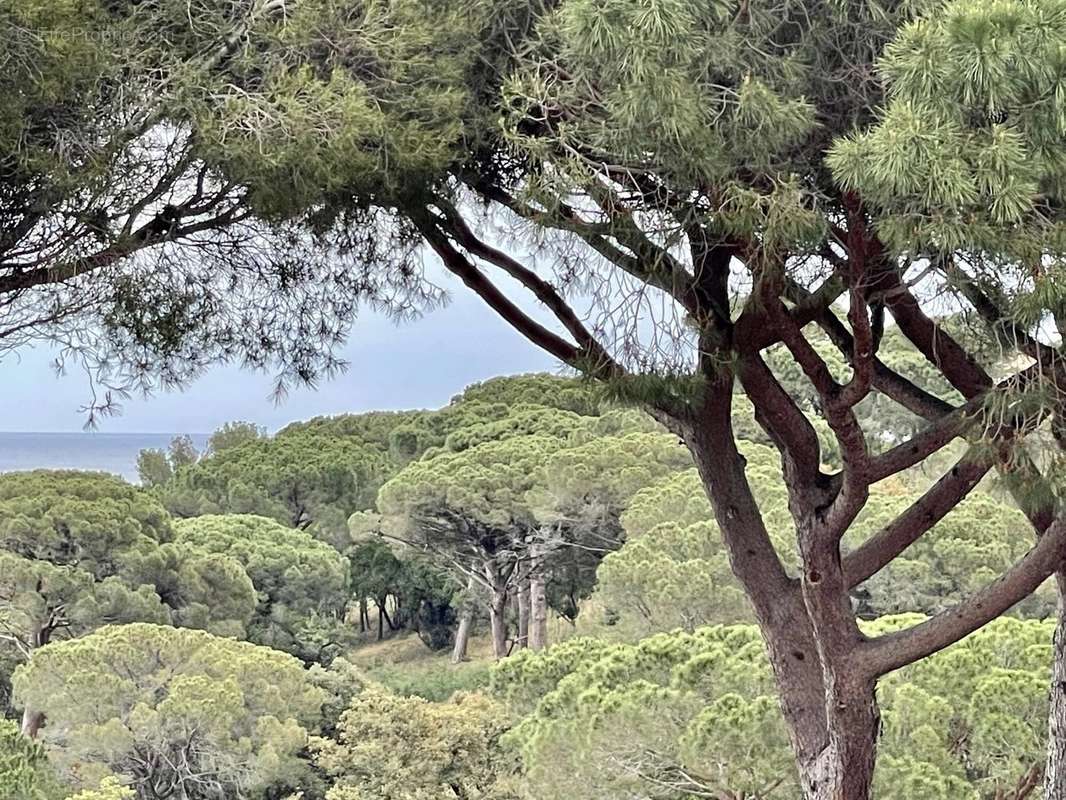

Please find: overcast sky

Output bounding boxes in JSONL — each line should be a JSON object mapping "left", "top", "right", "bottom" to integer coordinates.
{"left": 0, "top": 276, "right": 562, "bottom": 434}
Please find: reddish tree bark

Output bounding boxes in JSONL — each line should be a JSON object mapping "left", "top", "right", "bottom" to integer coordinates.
{"left": 414, "top": 192, "right": 1066, "bottom": 800}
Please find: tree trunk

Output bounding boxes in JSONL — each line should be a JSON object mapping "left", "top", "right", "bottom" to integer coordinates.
{"left": 683, "top": 398, "right": 880, "bottom": 800}
{"left": 20, "top": 708, "right": 44, "bottom": 739}
{"left": 1046, "top": 571, "right": 1066, "bottom": 800}
{"left": 452, "top": 577, "right": 477, "bottom": 663}
{"left": 359, "top": 597, "right": 368, "bottom": 633}
{"left": 452, "top": 610, "right": 474, "bottom": 663}
{"left": 801, "top": 678, "right": 880, "bottom": 800}
{"left": 20, "top": 626, "right": 50, "bottom": 738}
{"left": 488, "top": 589, "right": 508, "bottom": 659}
{"left": 377, "top": 601, "right": 385, "bottom": 641}
{"left": 483, "top": 561, "right": 511, "bottom": 659}
{"left": 517, "top": 578, "right": 530, "bottom": 649}
{"left": 381, "top": 602, "right": 396, "bottom": 631}
{"left": 529, "top": 569, "right": 548, "bottom": 651}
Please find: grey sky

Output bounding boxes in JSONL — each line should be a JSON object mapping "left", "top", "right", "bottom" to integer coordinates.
{"left": 0, "top": 277, "right": 561, "bottom": 433}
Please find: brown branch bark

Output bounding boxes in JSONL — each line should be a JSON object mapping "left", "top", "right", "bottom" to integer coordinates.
{"left": 763, "top": 287, "right": 869, "bottom": 539}
{"left": 864, "top": 517, "right": 1066, "bottom": 676}
{"left": 880, "top": 268, "right": 993, "bottom": 399}
{"left": 416, "top": 217, "right": 588, "bottom": 369}
{"left": 737, "top": 350, "right": 826, "bottom": 509}
{"left": 844, "top": 451, "right": 992, "bottom": 588}
{"left": 434, "top": 203, "right": 621, "bottom": 376}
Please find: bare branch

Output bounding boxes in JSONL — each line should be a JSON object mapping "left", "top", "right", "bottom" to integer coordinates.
{"left": 864, "top": 516, "right": 1066, "bottom": 676}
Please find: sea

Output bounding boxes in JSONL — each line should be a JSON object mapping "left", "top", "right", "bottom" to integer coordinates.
{"left": 0, "top": 432, "right": 210, "bottom": 483}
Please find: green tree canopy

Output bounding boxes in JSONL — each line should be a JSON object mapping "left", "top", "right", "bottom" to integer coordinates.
{"left": 0, "top": 471, "right": 258, "bottom": 736}
{"left": 12, "top": 623, "right": 325, "bottom": 800}
{"left": 0, "top": 471, "right": 253, "bottom": 660}
{"left": 0, "top": 0, "right": 418, "bottom": 409}
{"left": 160, "top": 433, "right": 389, "bottom": 549}
{"left": 205, "top": 421, "right": 266, "bottom": 455}
{"left": 584, "top": 443, "right": 790, "bottom": 634}
{"left": 442, "top": 404, "right": 593, "bottom": 454}
{"left": 347, "top": 539, "right": 458, "bottom": 650}
{"left": 452, "top": 374, "right": 603, "bottom": 416}
{"left": 847, "top": 492, "right": 1058, "bottom": 619}
{"left": 173, "top": 514, "right": 350, "bottom": 661}
{"left": 377, "top": 426, "right": 692, "bottom": 654}
{"left": 311, "top": 686, "right": 518, "bottom": 800}
{"left": 497, "top": 617, "right": 1053, "bottom": 800}
{"left": 285, "top": 375, "right": 603, "bottom": 467}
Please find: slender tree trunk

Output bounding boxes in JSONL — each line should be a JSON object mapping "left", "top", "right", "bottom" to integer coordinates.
{"left": 517, "top": 578, "right": 530, "bottom": 649}
{"left": 358, "top": 597, "right": 367, "bottom": 633}
{"left": 483, "top": 561, "right": 511, "bottom": 659}
{"left": 1046, "top": 571, "right": 1066, "bottom": 800}
{"left": 20, "top": 626, "right": 51, "bottom": 738}
{"left": 488, "top": 590, "right": 508, "bottom": 659}
{"left": 452, "top": 577, "right": 477, "bottom": 663}
{"left": 529, "top": 568, "right": 548, "bottom": 651}
{"left": 377, "top": 602, "right": 384, "bottom": 641}
{"left": 452, "top": 610, "right": 474, "bottom": 663}
{"left": 17, "top": 627, "right": 53, "bottom": 738}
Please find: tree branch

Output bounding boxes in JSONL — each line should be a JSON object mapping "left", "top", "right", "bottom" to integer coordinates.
{"left": 433, "top": 202, "right": 621, "bottom": 377}
{"left": 762, "top": 285, "right": 868, "bottom": 538}
{"left": 415, "top": 215, "right": 587, "bottom": 369}
{"left": 844, "top": 451, "right": 992, "bottom": 588}
{"left": 863, "top": 516, "right": 1066, "bottom": 676}
{"left": 737, "top": 350, "right": 825, "bottom": 508}
{"left": 880, "top": 267, "right": 993, "bottom": 399}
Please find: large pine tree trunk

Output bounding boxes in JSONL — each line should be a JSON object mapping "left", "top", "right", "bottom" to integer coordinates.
{"left": 801, "top": 678, "right": 880, "bottom": 800}
{"left": 1046, "top": 571, "right": 1066, "bottom": 800}
{"left": 756, "top": 588, "right": 882, "bottom": 800}
{"left": 684, "top": 399, "right": 880, "bottom": 800}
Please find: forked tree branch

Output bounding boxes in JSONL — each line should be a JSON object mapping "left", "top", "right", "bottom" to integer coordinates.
{"left": 761, "top": 283, "right": 869, "bottom": 539}
{"left": 432, "top": 201, "right": 621, "bottom": 376}
{"left": 416, "top": 217, "right": 586, "bottom": 368}
{"left": 737, "top": 350, "right": 826, "bottom": 509}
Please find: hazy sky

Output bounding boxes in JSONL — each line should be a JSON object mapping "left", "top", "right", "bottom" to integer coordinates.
{"left": 0, "top": 276, "right": 562, "bottom": 434}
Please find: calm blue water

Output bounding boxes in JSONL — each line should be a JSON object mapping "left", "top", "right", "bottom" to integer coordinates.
{"left": 0, "top": 432, "right": 209, "bottom": 483}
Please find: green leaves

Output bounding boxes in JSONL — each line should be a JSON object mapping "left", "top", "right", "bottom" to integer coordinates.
{"left": 13, "top": 623, "right": 324, "bottom": 798}
{"left": 0, "top": 718, "right": 64, "bottom": 800}
{"left": 312, "top": 687, "right": 518, "bottom": 800}
{"left": 831, "top": 0, "right": 1066, "bottom": 254}
{"left": 174, "top": 514, "right": 350, "bottom": 659}
{"left": 186, "top": 0, "right": 497, "bottom": 217}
